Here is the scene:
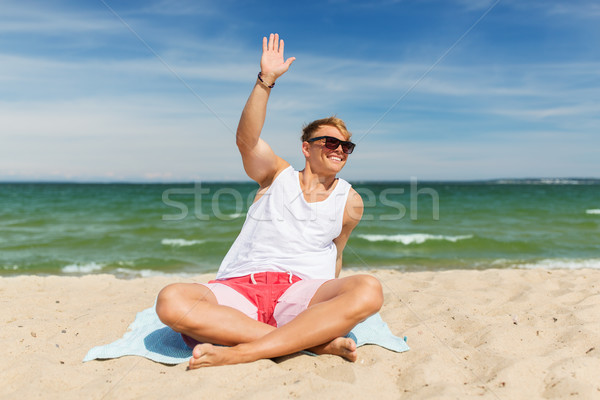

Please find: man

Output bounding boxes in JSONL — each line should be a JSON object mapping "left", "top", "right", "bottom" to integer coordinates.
{"left": 156, "top": 33, "right": 383, "bottom": 369}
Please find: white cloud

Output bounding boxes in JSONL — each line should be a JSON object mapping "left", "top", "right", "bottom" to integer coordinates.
{"left": 2, "top": 50, "right": 599, "bottom": 181}
{"left": 489, "top": 104, "right": 599, "bottom": 120}
{"left": 541, "top": 1, "right": 600, "bottom": 18}
{"left": 0, "top": 2, "right": 121, "bottom": 33}
{"left": 453, "top": 0, "right": 499, "bottom": 12}
{"left": 137, "top": 0, "right": 222, "bottom": 16}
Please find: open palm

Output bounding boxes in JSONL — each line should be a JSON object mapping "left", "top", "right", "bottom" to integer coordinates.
{"left": 260, "top": 33, "right": 296, "bottom": 81}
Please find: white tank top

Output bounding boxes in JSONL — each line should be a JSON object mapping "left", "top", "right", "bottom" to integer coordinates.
{"left": 216, "top": 166, "right": 352, "bottom": 280}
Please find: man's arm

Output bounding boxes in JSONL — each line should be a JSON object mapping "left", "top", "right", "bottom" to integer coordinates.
{"left": 236, "top": 33, "right": 295, "bottom": 188}
{"left": 332, "top": 188, "right": 364, "bottom": 278}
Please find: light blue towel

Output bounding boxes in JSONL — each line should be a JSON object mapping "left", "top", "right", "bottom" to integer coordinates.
{"left": 83, "top": 306, "right": 409, "bottom": 365}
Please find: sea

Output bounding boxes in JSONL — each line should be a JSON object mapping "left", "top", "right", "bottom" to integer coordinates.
{"left": 1, "top": 179, "right": 599, "bottom": 278}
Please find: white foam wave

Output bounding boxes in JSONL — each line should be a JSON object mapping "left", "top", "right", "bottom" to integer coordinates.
{"left": 161, "top": 238, "right": 205, "bottom": 247}
{"left": 358, "top": 233, "right": 473, "bottom": 245}
{"left": 495, "top": 178, "right": 585, "bottom": 185}
{"left": 586, "top": 209, "right": 600, "bottom": 215}
{"left": 62, "top": 262, "right": 104, "bottom": 274}
{"left": 539, "top": 178, "right": 582, "bottom": 185}
{"left": 516, "top": 259, "right": 600, "bottom": 270}
{"left": 113, "top": 268, "right": 198, "bottom": 279}
{"left": 226, "top": 213, "right": 245, "bottom": 219}
{"left": 116, "top": 261, "right": 135, "bottom": 267}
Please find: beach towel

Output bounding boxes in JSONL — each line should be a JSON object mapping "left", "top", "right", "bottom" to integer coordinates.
{"left": 83, "top": 306, "right": 409, "bottom": 365}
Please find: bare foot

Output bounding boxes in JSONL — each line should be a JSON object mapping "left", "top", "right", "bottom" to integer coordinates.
{"left": 310, "top": 337, "right": 358, "bottom": 362}
{"left": 188, "top": 343, "right": 237, "bottom": 369}
{"left": 188, "top": 338, "right": 358, "bottom": 369}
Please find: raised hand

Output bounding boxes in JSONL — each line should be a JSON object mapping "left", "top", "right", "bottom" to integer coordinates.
{"left": 259, "top": 33, "right": 296, "bottom": 85}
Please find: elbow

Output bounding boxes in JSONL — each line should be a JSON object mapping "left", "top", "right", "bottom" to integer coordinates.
{"left": 235, "top": 133, "right": 245, "bottom": 149}
{"left": 236, "top": 132, "right": 256, "bottom": 152}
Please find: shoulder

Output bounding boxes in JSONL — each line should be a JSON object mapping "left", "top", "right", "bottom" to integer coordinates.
{"left": 343, "top": 187, "right": 363, "bottom": 227}
{"left": 346, "top": 187, "right": 363, "bottom": 208}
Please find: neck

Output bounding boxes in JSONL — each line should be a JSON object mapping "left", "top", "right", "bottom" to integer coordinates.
{"left": 299, "top": 165, "right": 337, "bottom": 192}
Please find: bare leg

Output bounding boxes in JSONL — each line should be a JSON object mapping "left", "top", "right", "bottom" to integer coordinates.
{"left": 156, "top": 283, "right": 274, "bottom": 346}
{"left": 156, "top": 281, "right": 358, "bottom": 357}
{"left": 188, "top": 274, "right": 383, "bottom": 369}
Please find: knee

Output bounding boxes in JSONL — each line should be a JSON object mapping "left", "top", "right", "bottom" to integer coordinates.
{"left": 155, "top": 284, "right": 183, "bottom": 326}
{"left": 350, "top": 274, "right": 384, "bottom": 317}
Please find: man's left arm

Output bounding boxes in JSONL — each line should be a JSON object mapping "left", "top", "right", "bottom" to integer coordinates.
{"left": 332, "top": 188, "right": 364, "bottom": 278}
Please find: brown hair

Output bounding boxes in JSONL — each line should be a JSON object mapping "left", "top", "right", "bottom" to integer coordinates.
{"left": 301, "top": 116, "right": 351, "bottom": 142}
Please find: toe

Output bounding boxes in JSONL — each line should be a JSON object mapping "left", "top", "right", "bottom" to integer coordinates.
{"left": 192, "top": 344, "right": 203, "bottom": 358}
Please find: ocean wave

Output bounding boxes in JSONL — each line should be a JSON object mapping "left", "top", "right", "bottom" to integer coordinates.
{"left": 494, "top": 178, "right": 595, "bottom": 185}
{"left": 113, "top": 267, "right": 197, "bottom": 279}
{"left": 116, "top": 260, "right": 135, "bottom": 267}
{"left": 357, "top": 233, "right": 473, "bottom": 245}
{"left": 586, "top": 209, "right": 600, "bottom": 215}
{"left": 515, "top": 259, "right": 600, "bottom": 270}
{"left": 62, "top": 262, "right": 104, "bottom": 274}
{"left": 161, "top": 238, "right": 205, "bottom": 247}
{"left": 227, "top": 213, "right": 245, "bottom": 219}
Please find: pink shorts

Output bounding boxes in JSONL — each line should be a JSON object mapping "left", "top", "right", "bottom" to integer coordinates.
{"left": 181, "top": 272, "right": 329, "bottom": 349}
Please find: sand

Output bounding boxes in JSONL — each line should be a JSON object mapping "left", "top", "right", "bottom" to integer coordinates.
{"left": 2, "top": 268, "right": 599, "bottom": 399}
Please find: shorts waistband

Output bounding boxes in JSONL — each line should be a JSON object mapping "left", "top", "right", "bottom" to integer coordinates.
{"left": 218, "top": 271, "right": 301, "bottom": 285}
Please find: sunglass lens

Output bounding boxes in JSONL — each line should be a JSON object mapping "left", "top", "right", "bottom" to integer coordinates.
{"left": 322, "top": 137, "right": 355, "bottom": 154}
{"left": 342, "top": 143, "right": 355, "bottom": 154}
{"left": 324, "top": 137, "right": 340, "bottom": 150}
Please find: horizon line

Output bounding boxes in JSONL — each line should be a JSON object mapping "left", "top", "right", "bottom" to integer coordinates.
{"left": 2, "top": 177, "right": 600, "bottom": 185}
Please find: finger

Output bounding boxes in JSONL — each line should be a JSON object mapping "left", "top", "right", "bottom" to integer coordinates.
{"left": 273, "top": 33, "right": 279, "bottom": 52}
{"left": 280, "top": 38, "right": 285, "bottom": 55}
{"left": 284, "top": 56, "right": 296, "bottom": 68}
{"left": 268, "top": 33, "right": 275, "bottom": 51}
{"left": 262, "top": 36, "right": 267, "bottom": 53}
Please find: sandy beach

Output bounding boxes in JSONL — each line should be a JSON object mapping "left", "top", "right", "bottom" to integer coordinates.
{"left": 2, "top": 268, "right": 599, "bottom": 399}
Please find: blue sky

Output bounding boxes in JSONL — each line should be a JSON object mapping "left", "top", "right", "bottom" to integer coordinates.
{"left": 1, "top": 0, "right": 598, "bottom": 182}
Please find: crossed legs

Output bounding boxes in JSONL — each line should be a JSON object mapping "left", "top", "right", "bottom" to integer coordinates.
{"left": 155, "top": 274, "right": 383, "bottom": 369}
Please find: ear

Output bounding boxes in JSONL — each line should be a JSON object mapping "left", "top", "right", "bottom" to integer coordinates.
{"left": 301, "top": 141, "right": 311, "bottom": 158}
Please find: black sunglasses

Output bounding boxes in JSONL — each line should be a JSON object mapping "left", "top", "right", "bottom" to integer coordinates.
{"left": 306, "top": 136, "right": 356, "bottom": 154}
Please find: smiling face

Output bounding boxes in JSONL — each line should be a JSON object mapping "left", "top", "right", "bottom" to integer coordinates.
{"left": 302, "top": 125, "right": 350, "bottom": 174}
